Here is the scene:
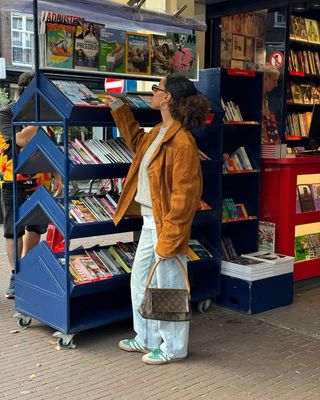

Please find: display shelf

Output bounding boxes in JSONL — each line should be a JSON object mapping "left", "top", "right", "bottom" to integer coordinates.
{"left": 260, "top": 157, "right": 320, "bottom": 281}
{"left": 15, "top": 240, "right": 220, "bottom": 333}
{"left": 15, "top": 129, "right": 131, "bottom": 179}
{"left": 196, "top": 67, "right": 263, "bottom": 311}
{"left": 294, "top": 258, "right": 320, "bottom": 281}
{"left": 295, "top": 210, "right": 320, "bottom": 225}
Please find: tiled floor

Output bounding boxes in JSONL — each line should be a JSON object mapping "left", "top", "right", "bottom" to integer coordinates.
{"left": 1, "top": 228, "right": 320, "bottom": 400}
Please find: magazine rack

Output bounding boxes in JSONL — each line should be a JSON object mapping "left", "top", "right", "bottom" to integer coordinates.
{"left": 12, "top": 69, "right": 223, "bottom": 347}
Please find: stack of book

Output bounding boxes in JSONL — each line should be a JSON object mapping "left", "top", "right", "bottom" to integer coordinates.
{"left": 223, "top": 147, "right": 253, "bottom": 172}
{"left": 222, "top": 251, "right": 294, "bottom": 281}
{"left": 68, "top": 138, "right": 134, "bottom": 165}
{"left": 261, "top": 143, "right": 287, "bottom": 159}
{"left": 69, "top": 192, "right": 118, "bottom": 223}
{"left": 286, "top": 112, "right": 312, "bottom": 138}
{"left": 66, "top": 241, "right": 138, "bottom": 284}
{"left": 221, "top": 236, "right": 238, "bottom": 260}
{"left": 222, "top": 198, "right": 250, "bottom": 221}
{"left": 221, "top": 98, "right": 243, "bottom": 121}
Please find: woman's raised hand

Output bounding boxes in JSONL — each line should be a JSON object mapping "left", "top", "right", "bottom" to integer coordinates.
{"left": 103, "top": 95, "right": 118, "bottom": 107}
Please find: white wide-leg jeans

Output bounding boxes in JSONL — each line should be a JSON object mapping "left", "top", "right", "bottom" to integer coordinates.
{"left": 130, "top": 226, "right": 189, "bottom": 359}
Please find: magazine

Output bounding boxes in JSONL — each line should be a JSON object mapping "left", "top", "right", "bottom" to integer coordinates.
{"left": 126, "top": 32, "right": 151, "bottom": 75}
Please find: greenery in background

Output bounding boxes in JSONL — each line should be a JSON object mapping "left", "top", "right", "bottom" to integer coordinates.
{"left": 52, "top": 126, "right": 93, "bottom": 143}
{"left": 0, "top": 88, "right": 9, "bottom": 107}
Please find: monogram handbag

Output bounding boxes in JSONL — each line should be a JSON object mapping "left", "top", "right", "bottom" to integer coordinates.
{"left": 139, "top": 256, "right": 191, "bottom": 322}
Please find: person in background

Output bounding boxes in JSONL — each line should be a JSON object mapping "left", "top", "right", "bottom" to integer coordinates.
{"left": 104, "top": 73, "right": 211, "bottom": 365}
{"left": 0, "top": 72, "right": 63, "bottom": 299}
{"left": 263, "top": 67, "right": 280, "bottom": 116}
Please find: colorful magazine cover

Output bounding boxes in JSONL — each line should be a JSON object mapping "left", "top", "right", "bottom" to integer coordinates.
{"left": 46, "top": 22, "right": 76, "bottom": 68}
{"left": 74, "top": 21, "right": 103, "bottom": 70}
{"left": 52, "top": 80, "right": 105, "bottom": 106}
{"left": 99, "top": 28, "right": 126, "bottom": 73}
{"left": 126, "top": 32, "right": 151, "bottom": 75}
{"left": 168, "top": 32, "right": 197, "bottom": 79}
{"left": 151, "top": 34, "right": 174, "bottom": 76}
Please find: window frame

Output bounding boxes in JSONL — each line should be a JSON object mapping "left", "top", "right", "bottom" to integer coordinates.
{"left": 11, "top": 13, "right": 34, "bottom": 67}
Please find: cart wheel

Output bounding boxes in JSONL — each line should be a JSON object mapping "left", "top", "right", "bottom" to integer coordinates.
{"left": 17, "top": 316, "right": 32, "bottom": 328}
{"left": 57, "top": 337, "right": 74, "bottom": 349}
{"left": 197, "top": 299, "right": 212, "bottom": 313}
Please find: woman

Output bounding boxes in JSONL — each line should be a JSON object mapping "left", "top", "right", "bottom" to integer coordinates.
{"left": 104, "top": 73, "right": 211, "bottom": 365}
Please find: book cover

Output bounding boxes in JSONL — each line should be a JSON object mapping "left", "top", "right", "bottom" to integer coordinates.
{"left": 244, "top": 36, "right": 255, "bottom": 62}
{"left": 243, "top": 13, "right": 255, "bottom": 36}
{"left": 221, "top": 15, "right": 232, "bottom": 33}
{"left": 310, "top": 183, "right": 320, "bottom": 210}
{"left": 298, "top": 184, "right": 316, "bottom": 212}
{"left": 258, "top": 221, "right": 276, "bottom": 252}
{"left": 220, "top": 32, "right": 232, "bottom": 60}
{"left": 99, "top": 27, "right": 126, "bottom": 73}
{"left": 188, "top": 239, "right": 212, "bottom": 259}
{"left": 151, "top": 34, "right": 174, "bottom": 76}
{"left": 262, "top": 115, "right": 281, "bottom": 144}
{"left": 126, "top": 32, "right": 151, "bottom": 75}
{"left": 305, "top": 19, "right": 320, "bottom": 43}
{"left": 232, "top": 34, "right": 245, "bottom": 60}
{"left": 296, "top": 188, "right": 302, "bottom": 213}
{"left": 291, "top": 16, "right": 308, "bottom": 41}
{"left": 294, "top": 235, "right": 310, "bottom": 261}
{"left": 232, "top": 14, "right": 244, "bottom": 34}
{"left": 290, "top": 82, "right": 304, "bottom": 104}
{"left": 46, "top": 22, "right": 76, "bottom": 68}
{"left": 254, "top": 13, "right": 267, "bottom": 38}
{"left": 241, "top": 251, "right": 294, "bottom": 264}
{"left": 52, "top": 80, "right": 105, "bottom": 106}
{"left": 74, "top": 21, "right": 103, "bottom": 70}
{"left": 168, "top": 32, "right": 197, "bottom": 79}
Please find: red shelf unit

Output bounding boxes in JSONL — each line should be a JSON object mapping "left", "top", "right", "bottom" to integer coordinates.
{"left": 260, "top": 156, "right": 320, "bottom": 281}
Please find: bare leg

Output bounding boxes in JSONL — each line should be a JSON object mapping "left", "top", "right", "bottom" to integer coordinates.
{"left": 5, "top": 237, "right": 23, "bottom": 269}
{"left": 22, "top": 230, "right": 41, "bottom": 258}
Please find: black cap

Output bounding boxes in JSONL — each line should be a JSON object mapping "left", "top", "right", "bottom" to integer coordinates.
{"left": 165, "top": 73, "right": 197, "bottom": 100}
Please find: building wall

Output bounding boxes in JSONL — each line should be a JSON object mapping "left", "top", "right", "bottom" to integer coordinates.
{"left": 0, "top": 12, "right": 12, "bottom": 68}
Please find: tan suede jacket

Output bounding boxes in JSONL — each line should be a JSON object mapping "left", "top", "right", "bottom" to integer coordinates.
{"left": 111, "top": 104, "right": 203, "bottom": 258}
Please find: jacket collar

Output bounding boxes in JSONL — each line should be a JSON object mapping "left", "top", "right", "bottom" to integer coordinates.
{"left": 148, "top": 120, "right": 183, "bottom": 167}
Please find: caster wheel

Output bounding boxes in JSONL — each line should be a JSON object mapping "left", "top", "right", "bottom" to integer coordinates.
{"left": 17, "top": 317, "right": 32, "bottom": 328}
{"left": 197, "top": 299, "right": 212, "bottom": 313}
{"left": 57, "top": 337, "right": 74, "bottom": 349}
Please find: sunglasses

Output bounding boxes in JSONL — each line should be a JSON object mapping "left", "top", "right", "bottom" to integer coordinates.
{"left": 152, "top": 84, "right": 168, "bottom": 93}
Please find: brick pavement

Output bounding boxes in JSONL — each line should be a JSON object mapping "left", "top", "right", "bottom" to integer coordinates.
{"left": 1, "top": 229, "right": 320, "bottom": 400}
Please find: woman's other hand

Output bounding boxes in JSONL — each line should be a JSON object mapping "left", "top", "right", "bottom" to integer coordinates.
{"left": 103, "top": 95, "right": 118, "bottom": 107}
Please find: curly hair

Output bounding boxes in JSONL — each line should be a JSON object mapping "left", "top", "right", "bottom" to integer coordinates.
{"left": 18, "top": 72, "right": 35, "bottom": 95}
{"left": 168, "top": 95, "right": 211, "bottom": 130}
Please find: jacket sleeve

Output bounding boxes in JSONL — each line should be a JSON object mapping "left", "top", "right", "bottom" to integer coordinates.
{"left": 155, "top": 141, "right": 203, "bottom": 258}
{"left": 110, "top": 104, "right": 148, "bottom": 152}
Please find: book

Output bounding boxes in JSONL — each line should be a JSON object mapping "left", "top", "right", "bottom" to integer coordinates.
{"left": 258, "top": 221, "right": 276, "bottom": 252}
{"left": 232, "top": 14, "right": 244, "bottom": 34}
{"left": 46, "top": 22, "right": 76, "bottom": 68}
{"left": 297, "top": 184, "right": 316, "bottom": 212}
{"left": 186, "top": 239, "right": 212, "bottom": 261}
{"left": 243, "top": 13, "right": 255, "bottom": 36}
{"left": 74, "top": 21, "right": 103, "bottom": 70}
{"left": 220, "top": 32, "right": 232, "bottom": 60}
{"left": 305, "top": 19, "right": 320, "bottom": 43}
{"left": 169, "top": 32, "right": 197, "bottom": 79}
{"left": 262, "top": 115, "right": 281, "bottom": 144}
{"left": 294, "top": 235, "right": 310, "bottom": 261}
{"left": 99, "top": 27, "right": 126, "bottom": 73}
{"left": 291, "top": 16, "right": 308, "bottom": 41}
{"left": 310, "top": 183, "right": 320, "bottom": 210}
{"left": 151, "top": 34, "right": 174, "bottom": 76}
{"left": 52, "top": 80, "right": 105, "bottom": 106}
{"left": 126, "top": 32, "right": 151, "bottom": 75}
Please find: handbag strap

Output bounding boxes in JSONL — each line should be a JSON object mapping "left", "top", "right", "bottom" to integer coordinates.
{"left": 145, "top": 256, "right": 190, "bottom": 295}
